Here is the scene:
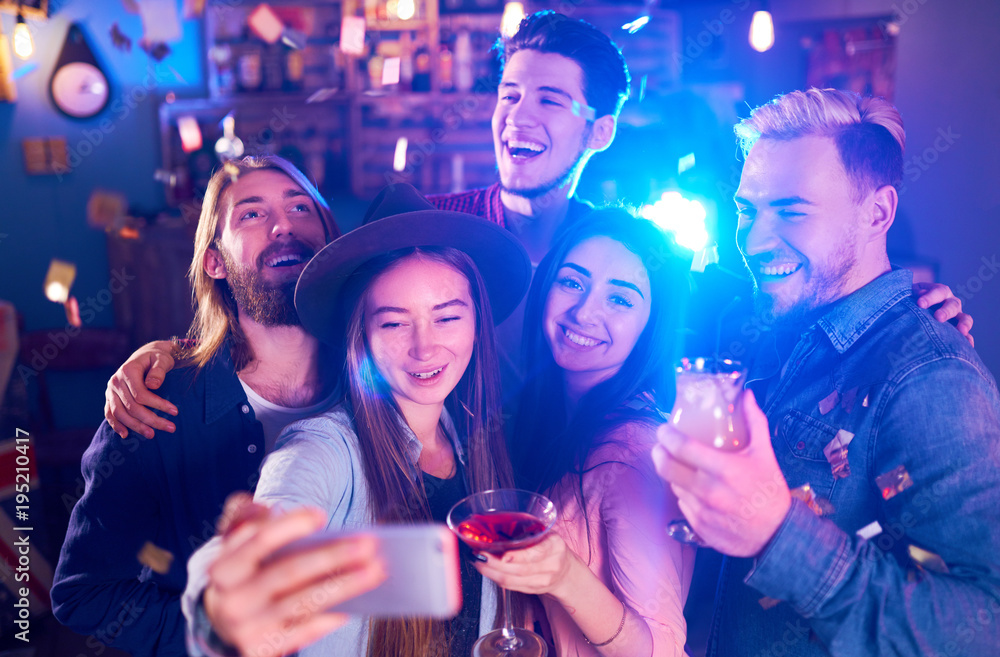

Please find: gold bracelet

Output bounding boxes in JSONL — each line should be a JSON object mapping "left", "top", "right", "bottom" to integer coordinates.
{"left": 583, "top": 599, "right": 627, "bottom": 647}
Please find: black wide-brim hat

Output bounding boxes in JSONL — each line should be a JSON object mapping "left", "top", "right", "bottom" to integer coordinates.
{"left": 295, "top": 183, "right": 531, "bottom": 345}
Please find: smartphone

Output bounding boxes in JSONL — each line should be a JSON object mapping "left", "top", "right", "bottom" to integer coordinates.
{"left": 279, "top": 523, "right": 462, "bottom": 619}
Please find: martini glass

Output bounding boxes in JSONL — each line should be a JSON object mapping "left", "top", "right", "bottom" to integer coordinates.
{"left": 666, "top": 357, "right": 749, "bottom": 545}
{"left": 447, "top": 489, "right": 557, "bottom": 657}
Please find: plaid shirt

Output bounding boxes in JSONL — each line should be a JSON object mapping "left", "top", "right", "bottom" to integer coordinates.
{"left": 427, "top": 183, "right": 508, "bottom": 227}
{"left": 427, "top": 182, "right": 595, "bottom": 235}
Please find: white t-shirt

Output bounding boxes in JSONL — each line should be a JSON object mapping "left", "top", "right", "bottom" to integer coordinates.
{"left": 238, "top": 379, "right": 339, "bottom": 453}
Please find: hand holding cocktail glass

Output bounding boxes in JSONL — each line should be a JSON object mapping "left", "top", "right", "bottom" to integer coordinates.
{"left": 448, "top": 489, "right": 557, "bottom": 657}
{"left": 652, "top": 358, "right": 793, "bottom": 557}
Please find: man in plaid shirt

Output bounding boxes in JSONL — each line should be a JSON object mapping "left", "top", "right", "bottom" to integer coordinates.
{"left": 429, "top": 11, "right": 630, "bottom": 266}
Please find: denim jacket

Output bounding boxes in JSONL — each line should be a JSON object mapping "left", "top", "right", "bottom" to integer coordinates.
{"left": 708, "top": 269, "right": 1000, "bottom": 656}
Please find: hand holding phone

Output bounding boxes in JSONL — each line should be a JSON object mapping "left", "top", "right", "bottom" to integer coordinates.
{"left": 278, "top": 524, "right": 462, "bottom": 619}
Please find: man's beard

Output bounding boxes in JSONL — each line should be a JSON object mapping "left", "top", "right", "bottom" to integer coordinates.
{"left": 500, "top": 129, "right": 591, "bottom": 200}
{"left": 750, "top": 242, "right": 858, "bottom": 330}
{"left": 219, "top": 248, "right": 301, "bottom": 327}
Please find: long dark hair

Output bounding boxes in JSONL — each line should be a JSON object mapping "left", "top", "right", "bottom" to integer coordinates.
{"left": 513, "top": 207, "right": 690, "bottom": 499}
{"left": 342, "top": 246, "right": 517, "bottom": 656}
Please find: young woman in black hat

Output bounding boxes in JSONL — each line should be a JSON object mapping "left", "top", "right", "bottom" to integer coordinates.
{"left": 186, "top": 184, "right": 532, "bottom": 657}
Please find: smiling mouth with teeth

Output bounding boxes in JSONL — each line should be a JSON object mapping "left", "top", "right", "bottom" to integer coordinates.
{"left": 507, "top": 139, "right": 546, "bottom": 159}
{"left": 409, "top": 367, "right": 443, "bottom": 380}
{"left": 760, "top": 263, "right": 802, "bottom": 277}
{"left": 265, "top": 254, "right": 307, "bottom": 268}
{"left": 563, "top": 327, "right": 601, "bottom": 347}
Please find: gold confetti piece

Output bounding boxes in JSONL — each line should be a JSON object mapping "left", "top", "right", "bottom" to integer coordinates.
{"left": 138, "top": 541, "right": 174, "bottom": 575}
{"left": 856, "top": 520, "right": 882, "bottom": 540}
{"left": 841, "top": 387, "right": 859, "bottom": 414}
{"left": 224, "top": 161, "right": 240, "bottom": 184}
{"left": 814, "top": 496, "right": 836, "bottom": 516}
{"left": 823, "top": 429, "right": 854, "bottom": 480}
{"left": 876, "top": 465, "right": 913, "bottom": 500}
{"left": 44, "top": 259, "right": 76, "bottom": 303}
{"left": 909, "top": 545, "right": 949, "bottom": 574}
{"left": 862, "top": 394, "right": 870, "bottom": 408}
{"left": 64, "top": 296, "right": 81, "bottom": 327}
{"left": 790, "top": 484, "right": 825, "bottom": 516}
{"left": 758, "top": 596, "right": 781, "bottom": 610}
{"left": 818, "top": 390, "right": 840, "bottom": 415}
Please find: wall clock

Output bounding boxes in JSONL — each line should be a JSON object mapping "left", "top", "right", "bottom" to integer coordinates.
{"left": 49, "top": 23, "right": 110, "bottom": 119}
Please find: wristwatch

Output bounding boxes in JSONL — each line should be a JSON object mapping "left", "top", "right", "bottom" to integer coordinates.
{"left": 189, "top": 590, "right": 241, "bottom": 657}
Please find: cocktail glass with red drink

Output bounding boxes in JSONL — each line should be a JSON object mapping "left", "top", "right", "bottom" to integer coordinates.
{"left": 666, "top": 357, "right": 749, "bottom": 544}
{"left": 447, "top": 489, "right": 557, "bottom": 657}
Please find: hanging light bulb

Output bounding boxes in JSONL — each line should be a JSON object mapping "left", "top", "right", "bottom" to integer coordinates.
{"left": 501, "top": 2, "right": 526, "bottom": 39}
{"left": 396, "top": 0, "right": 416, "bottom": 21}
{"left": 14, "top": 12, "right": 34, "bottom": 60}
{"left": 749, "top": 10, "right": 775, "bottom": 53}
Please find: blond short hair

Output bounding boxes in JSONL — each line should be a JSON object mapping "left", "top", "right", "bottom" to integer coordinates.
{"left": 735, "top": 88, "right": 905, "bottom": 202}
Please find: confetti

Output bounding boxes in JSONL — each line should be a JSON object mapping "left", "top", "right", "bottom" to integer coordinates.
{"left": 248, "top": 4, "right": 285, "bottom": 44}
{"left": 690, "top": 244, "right": 719, "bottom": 273}
{"left": 381, "top": 56, "right": 400, "bottom": 86}
{"left": 841, "top": 387, "right": 859, "bottom": 414}
{"left": 638, "top": 74, "right": 647, "bottom": 103}
{"left": 823, "top": 429, "right": 854, "bottom": 480}
{"left": 138, "top": 0, "right": 182, "bottom": 45}
{"left": 224, "top": 161, "right": 240, "bottom": 183}
{"left": 790, "top": 484, "right": 826, "bottom": 516}
{"left": 138, "top": 541, "right": 174, "bottom": 574}
{"left": 177, "top": 115, "right": 203, "bottom": 153}
{"left": 908, "top": 545, "right": 948, "bottom": 574}
{"left": 44, "top": 260, "right": 76, "bottom": 304}
{"left": 393, "top": 136, "right": 408, "bottom": 172}
{"left": 758, "top": 596, "right": 781, "bottom": 610}
{"left": 876, "top": 465, "right": 913, "bottom": 500}
{"left": 570, "top": 99, "right": 596, "bottom": 121}
{"left": 12, "top": 61, "right": 38, "bottom": 80}
{"left": 281, "top": 27, "right": 308, "bottom": 50}
{"left": 678, "top": 152, "right": 696, "bottom": 175}
{"left": 306, "top": 88, "right": 339, "bottom": 103}
{"left": 856, "top": 520, "right": 882, "bottom": 540}
{"left": 154, "top": 168, "right": 177, "bottom": 186}
{"left": 64, "top": 296, "right": 81, "bottom": 327}
{"left": 818, "top": 390, "right": 840, "bottom": 415}
{"left": 340, "top": 16, "right": 367, "bottom": 57}
{"left": 622, "top": 15, "right": 650, "bottom": 34}
{"left": 862, "top": 394, "right": 870, "bottom": 408}
{"left": 141, "top": 41, "right": 171, "bottom": 61}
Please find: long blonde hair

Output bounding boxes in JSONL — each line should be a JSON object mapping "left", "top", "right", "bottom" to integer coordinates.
{"left": 184, "top": 156, "right": 338, "bottom": 369}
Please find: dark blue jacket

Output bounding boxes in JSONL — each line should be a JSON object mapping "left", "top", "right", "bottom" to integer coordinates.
{"left": 52, "top": 345, "right": 265, "bottom": 656}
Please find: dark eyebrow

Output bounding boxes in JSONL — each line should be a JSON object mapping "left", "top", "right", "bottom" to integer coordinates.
{"left": 560, "top": 262, "right": 591, "bottom": 277}
{"left": 538, "top": 85, "right": 573, "bottom": 101}
{"left": 561, "top": 263, "right": 644, "bottom": 299}
{"left": 733, "top": 195, "right": 815, "bottom": 208}
{"left": 609, "top": 279, "right": 645, "bottom": 300}
{"left": 371, "top": 299, "right": 468, "bottom": 316}
{"left": 499, "top": 82, "right": 574, "bottom": 102}
{"left": 234, "top": 188, "right": 308, "bottom": 207}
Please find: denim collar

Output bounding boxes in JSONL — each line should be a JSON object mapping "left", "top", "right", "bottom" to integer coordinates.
{"left": 815, "top": 268, "right": 913, "bottom": 354}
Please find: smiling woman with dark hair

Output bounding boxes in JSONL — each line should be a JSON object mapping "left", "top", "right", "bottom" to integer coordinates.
{"left": 477, "top": 206, "right": 694, "bottom": 657}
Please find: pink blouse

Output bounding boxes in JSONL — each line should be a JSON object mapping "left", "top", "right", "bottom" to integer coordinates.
{"left": 541, "top": 421, "right": 694, "bottom": 656}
